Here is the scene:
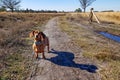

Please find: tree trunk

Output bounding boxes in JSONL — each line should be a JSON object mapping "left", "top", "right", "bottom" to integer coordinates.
{"left": 11, "top": 8, "right": 14, "bottom": 12}
{"left": 83, "top": 8, "right": 86, "bottom": 13}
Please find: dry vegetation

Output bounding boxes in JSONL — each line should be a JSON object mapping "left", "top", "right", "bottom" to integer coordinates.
{"left": 96, "top": 12, "right": 120, "bottom": 24}
{"left": 59, "top": 12, "right": 120, "bottom": 80}
{"left": 68, "top": 12, "right": 120, "bottom": 24}
{"left": 66, "top": 12, "right": 120, "bottom": 36}
{"left": 0, "top": 11, "right": 120, "bottom": 80}
{"left": 0, "top": 12, "right": 65, "bottom": 80}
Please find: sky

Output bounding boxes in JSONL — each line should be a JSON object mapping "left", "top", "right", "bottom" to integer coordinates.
{"left": 20, "top": 0, "right": 120, "bottom": 12}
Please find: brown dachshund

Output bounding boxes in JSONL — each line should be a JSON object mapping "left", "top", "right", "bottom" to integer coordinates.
{"left": 29, "top": 30, "right": 49, "bottom": 59}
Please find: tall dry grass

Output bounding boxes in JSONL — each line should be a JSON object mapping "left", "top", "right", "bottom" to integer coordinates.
{"left": 67, "top": 12, "right": 120, "bottom": 24}
{"left": 95, "top": 12, "right": 120, "bottom": 24}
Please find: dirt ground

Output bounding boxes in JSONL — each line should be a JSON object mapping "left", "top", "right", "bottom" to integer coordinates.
{"left": 0, "top": 13, "right": 119, "bottom": 80}
{"left": 27, "top": 17, "right": 101, "bottom": 80}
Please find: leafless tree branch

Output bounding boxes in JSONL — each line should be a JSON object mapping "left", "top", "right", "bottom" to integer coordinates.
{"left": 1, "top": 0, "right": 21, "bottom": 12}
{"left": 79, "top": 0, "right": 96, "bottom": 12}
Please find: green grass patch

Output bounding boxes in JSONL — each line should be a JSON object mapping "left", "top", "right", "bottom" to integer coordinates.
{"left": 0, "top": 53, "right": 28, "bottom": 80}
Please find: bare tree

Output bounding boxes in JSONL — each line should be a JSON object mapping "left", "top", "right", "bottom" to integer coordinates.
{"left": 79, "top": 0, "right": 96, "bottom": 12}
{"left": 1, "top": 0, "right": 21, "bottom": 12}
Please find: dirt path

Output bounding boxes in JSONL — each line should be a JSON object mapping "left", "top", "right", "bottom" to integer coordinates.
{"left": 29, "top": 17, "right": 101, "bottom": 80}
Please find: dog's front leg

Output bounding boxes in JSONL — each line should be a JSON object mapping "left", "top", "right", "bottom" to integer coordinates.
{"left": 35, "top": 52, "right": 38, "bottom": 59}
{"left": 41, "top": 52, "right": 46, "bottom": 59}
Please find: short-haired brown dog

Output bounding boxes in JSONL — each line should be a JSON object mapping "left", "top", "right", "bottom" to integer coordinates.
{"left": 29, "top": 30, "right": 49, "bottom": 59}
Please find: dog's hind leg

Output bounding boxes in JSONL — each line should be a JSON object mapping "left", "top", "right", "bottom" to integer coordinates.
{"left": 47, "top": 38, "right": 50, "bottom": 53}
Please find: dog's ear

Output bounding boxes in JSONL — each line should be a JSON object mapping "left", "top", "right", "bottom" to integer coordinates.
{"left": 29, "top": 31, "right": 35, "bottom": 37}
{"left": 40, "top": 32, "right": 46, "bottom": 38}
{"left": 39, "top": 32, "right": 44, "bottom": 41}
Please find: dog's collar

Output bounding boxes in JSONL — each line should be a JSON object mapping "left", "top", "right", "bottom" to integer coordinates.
{"left": 34, "top": 41, "right": 42, "bottom": 45}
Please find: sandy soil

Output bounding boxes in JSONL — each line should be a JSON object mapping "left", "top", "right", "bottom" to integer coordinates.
{"left": 27, "top": 17, "right": 101, "bottom": 80}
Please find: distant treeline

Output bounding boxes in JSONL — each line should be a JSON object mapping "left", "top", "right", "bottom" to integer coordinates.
{"left": 15, "top": 9, "right": 58, "bottom": 13}
{"left": 0, "top": 7, "right": 65, "bottom": 13}
{"left": 0, "top": 6, "right": 119, "bottom": 13}
{"left": 101, "top": 10, "right": 114, "bottom": 12}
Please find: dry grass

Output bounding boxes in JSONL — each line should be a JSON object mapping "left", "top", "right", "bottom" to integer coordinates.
{"left": 59, "top": 16, "right": 120, "bottom": 80}
{"left": 67, "top": 12, "right": 120, "bottom": 24}
{"left": 0, "top": 12, "right": 65, "bottom": 80}
{"left": 66, "top": 12, "right": 120, "bottom": 36}
{"left": 96, "top": 12, "right": 120, "bottom": 24}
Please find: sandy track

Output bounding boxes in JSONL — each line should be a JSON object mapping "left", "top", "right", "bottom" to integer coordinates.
{"left": 29, "top": 17, "right": 100, "bottom": 80}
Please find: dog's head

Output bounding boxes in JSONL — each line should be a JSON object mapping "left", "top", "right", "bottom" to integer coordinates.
{"left": 29, "top": 30, "right": 44, "bottom": 41}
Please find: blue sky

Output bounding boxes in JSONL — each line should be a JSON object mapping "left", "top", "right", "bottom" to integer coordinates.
{"left": 20, "top": 0, "right": 120, "bottom": 12}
